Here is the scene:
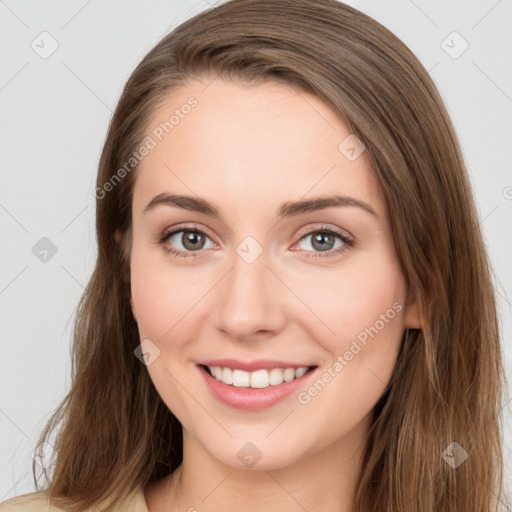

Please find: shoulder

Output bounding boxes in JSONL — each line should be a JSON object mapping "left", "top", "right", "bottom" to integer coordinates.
{"left": 0, "top": 486, "right": 147, "bottom": 511}
{"left": 0, "top": 490, "right": 63, "bottom": 511}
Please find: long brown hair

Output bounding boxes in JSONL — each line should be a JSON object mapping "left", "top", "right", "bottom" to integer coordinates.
{"left": 32, "top": 1, "right": 508, "bottom": 510}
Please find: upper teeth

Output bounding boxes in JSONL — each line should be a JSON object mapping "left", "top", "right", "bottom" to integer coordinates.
{"left": 207, "top": 366, "right": 309, "bottom": 388}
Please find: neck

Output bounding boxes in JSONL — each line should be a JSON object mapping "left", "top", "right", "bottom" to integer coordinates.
{"left": 147, "top": 414, "right": 371, "bottom": 512}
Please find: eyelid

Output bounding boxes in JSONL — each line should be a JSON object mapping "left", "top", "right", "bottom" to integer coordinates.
{"left": 159, "top": 222, "right": 353, "bottom": 243}
{"left": 294, "top": 222, "right": 354, "bottom": 241}
{"left": 158, "top": 222, "right": 355, "bottom": 259}
{"left": 289, "top": 224, "right": 354, "bottom": 259}
{"left": 159, "top": 222, "right": 218, "bottom": 243}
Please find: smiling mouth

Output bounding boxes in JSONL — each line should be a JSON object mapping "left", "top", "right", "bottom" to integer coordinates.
{"left": 199, "top": 364, "right": 317, "bottom": 389}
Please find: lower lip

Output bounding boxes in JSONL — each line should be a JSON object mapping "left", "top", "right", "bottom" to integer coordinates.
{"left": 197, "top": 365, "right": 317, "bottom": 411}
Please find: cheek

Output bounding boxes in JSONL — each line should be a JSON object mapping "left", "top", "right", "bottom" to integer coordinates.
{"left": 130, "top": 247, "right": 212, "bottom": 343}
{"left": 299, "top": 250, "right": 405, "bottom": 323}
{"left": 287, "top": 260, "right": 406, "bottom": 444}
{"left": 130, "top": 250, "right": 209, "bottom": 409}
{"left": 294, "top": 253, "right": 407, "bottom": 380}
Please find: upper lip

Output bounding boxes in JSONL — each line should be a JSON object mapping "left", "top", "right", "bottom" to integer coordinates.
{"left": 198, "top": 359, "right": 317, "bottom": 372}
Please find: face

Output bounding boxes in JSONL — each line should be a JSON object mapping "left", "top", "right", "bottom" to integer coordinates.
{"left": 128, "top": 78, "right": 420, "bottom": 471}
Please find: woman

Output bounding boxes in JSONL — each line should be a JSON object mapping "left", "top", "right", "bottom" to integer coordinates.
{"left": 1, "top": 0, "right": 508, "bottom": 510}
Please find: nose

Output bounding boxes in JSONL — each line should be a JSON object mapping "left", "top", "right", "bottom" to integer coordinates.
{"left": 214, "top": 250, "right": 286, "bottom": 342}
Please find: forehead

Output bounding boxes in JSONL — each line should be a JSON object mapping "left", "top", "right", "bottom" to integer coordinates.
{"left": 132, "top": 78, "right": 385, "bottom": 220}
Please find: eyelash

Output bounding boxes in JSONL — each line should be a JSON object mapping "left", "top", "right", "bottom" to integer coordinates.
{"left": 157, "top": 224, "right": 354, "bottom": 260}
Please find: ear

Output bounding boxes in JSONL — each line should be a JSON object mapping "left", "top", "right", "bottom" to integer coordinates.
{"left": 114, "top": 228, "right": 132, "bottom": 284}
{"left": 403, "top": 290, "right": 421, "bottom": 329}
{"left": 130, "top": 292, "right": 137, "bottom": 322}
{"left": 115, "top": 228, "right": 135, "bottom": 318}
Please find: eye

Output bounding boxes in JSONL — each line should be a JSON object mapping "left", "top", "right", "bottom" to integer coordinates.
{"left": 158, "top": 226, "right": 216, "bottom": 259}
{"left": 157, "top": 224, "right": 354, "bottom": 260}
{"left": 292, "top": 225, "right": 354, "bottom": 259}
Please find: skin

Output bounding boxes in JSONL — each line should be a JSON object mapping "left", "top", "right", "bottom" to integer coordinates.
{"left": 126, "top": 78, "right": 421, "bottom": 512}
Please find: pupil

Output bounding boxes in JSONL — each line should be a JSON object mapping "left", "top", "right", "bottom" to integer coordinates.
{"left": 183, "top": 231, "right": 204, "bottom": 250}
{"left": 312, "top": 232, "right": 334, "bottom": 251}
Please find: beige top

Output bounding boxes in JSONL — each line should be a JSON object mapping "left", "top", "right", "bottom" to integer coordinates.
{"left": 0, "top": 487, "right": 148, "bottom": 511}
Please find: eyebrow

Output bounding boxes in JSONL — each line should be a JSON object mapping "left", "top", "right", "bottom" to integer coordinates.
{"left": 143, "top": 193, "right": 378, "bottom": 219}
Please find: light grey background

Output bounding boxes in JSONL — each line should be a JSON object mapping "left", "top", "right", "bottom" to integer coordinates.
{"left": 1, "top": 0, "right": 511, "bottom": 502}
